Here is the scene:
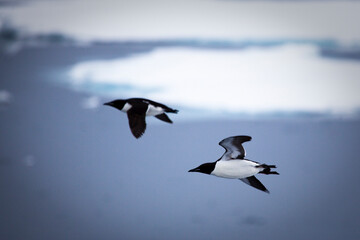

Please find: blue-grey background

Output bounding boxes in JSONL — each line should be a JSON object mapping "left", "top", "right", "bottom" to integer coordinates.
{"left": 1, "top": 1, "right": 360, "bottom": 239}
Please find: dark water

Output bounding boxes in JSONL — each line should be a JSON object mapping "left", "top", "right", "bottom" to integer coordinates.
{"left": 1, "top": 45, "right": 359, "bottom": 240}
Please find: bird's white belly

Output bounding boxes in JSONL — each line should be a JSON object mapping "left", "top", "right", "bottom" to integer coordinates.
{"left": 146, "top": 105, "right": 164, "bottom": 116}
{"left": 212, "top": 160, "right": 260, "bottom": 179}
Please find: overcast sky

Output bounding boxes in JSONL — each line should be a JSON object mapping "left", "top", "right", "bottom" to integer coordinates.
{"left": 0, "top": 0, "right": 360, "bottom": 42}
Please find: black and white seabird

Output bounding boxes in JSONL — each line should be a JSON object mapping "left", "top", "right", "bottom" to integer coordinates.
{"left": 188, "top": 135, "right": 279, "bottom": 193}
{"left": 104, "top": 98, "right": 178, "bottom": 138}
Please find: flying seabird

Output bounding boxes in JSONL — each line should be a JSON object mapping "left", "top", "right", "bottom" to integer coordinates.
{"left": 104, "top": 98, "right": 178, "bottom": 138}
{"left": 188, "top": 135, "right": 279, "bottom": 193}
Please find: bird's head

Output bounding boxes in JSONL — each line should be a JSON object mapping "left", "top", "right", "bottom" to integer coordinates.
{"left": 188, "top": 162, "right": 216, "bottom": 175}
{"left": 103, "top": 99, "right": 126, "bottom": 111}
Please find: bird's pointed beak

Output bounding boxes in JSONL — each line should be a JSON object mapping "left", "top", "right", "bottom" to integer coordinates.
{"left": 103, "top": 102, "right": 111, "bottom": 106}
{"left": 188, "top": 167, "right": 199, "bottom": 172}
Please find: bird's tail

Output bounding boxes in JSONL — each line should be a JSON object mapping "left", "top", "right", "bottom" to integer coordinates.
{"left": 257, "top": 164, "right": 279, "bottom": 175}
{"left": 168, "top": 108, "right": 179, "bottom": 114}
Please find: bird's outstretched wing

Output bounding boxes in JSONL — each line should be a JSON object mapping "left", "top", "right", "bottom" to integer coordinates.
{"left": 240, "top": 176, "right": 269, "bottom": 193}
{"left": 155, "top": 113, "right": 173, "bottom": 123}
{"left": 127, "top": 109, "right": 146, "bottom": 138}
{"left": 219, "top": 135, "right": 252, "bottom": 160}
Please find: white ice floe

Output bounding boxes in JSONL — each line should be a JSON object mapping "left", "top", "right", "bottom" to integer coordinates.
{"left": 68, "top": 45, "right": 360, "bottom": 115}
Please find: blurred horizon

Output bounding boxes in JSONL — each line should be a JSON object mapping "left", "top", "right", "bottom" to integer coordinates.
{"left": 1, "top": 19, "right": 360, "bottom": 119}
{"left": 1, "top": 0, "right": 360, "bottom": 119}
